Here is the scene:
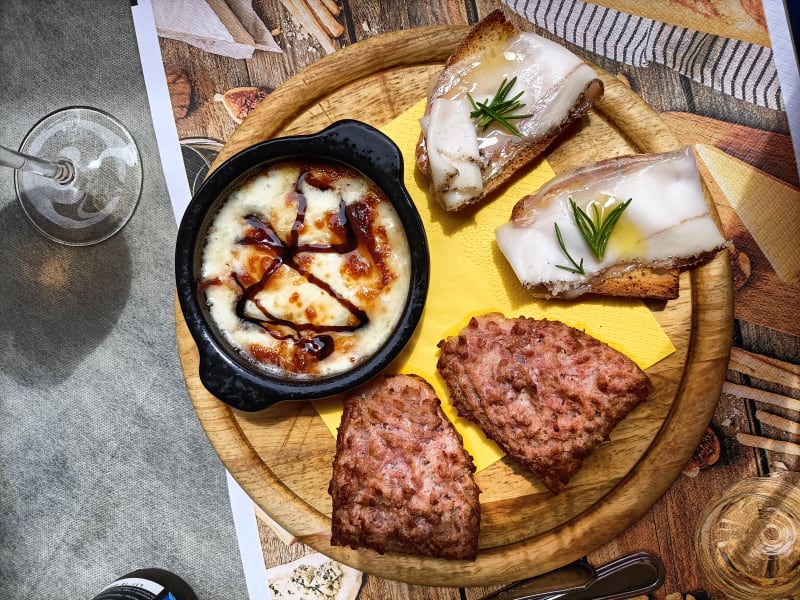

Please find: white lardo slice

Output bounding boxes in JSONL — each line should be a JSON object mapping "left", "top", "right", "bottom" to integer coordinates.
{"left": 421, "top": 97, "right": 483, "bottom": 210}
{"left": 418, "top": 10, "right": 603, "bottom": 210}
{"left": 450, "top": 32, "right": 599, "bottom": 147}
{"left": 266, "top": 553, "right": 363, "bottom": 600}
{"left": 495, "top": 146, "right": 728, "bottom": 299}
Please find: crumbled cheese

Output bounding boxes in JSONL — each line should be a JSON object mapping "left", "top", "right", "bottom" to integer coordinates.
{"left": 269, "top": 561, "right": 343, "bottom": 599}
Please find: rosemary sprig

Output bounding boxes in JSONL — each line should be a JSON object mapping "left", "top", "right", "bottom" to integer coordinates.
{"left": 555, "top": 196, "right": 633, "bottom": 274}
{"left": 466, "top": 77, "right": 532, "bottom": 137}
{"left": 555, "top": 222, "right": 585, "bottom": 275}
{"left": 571, "top": 197, "right": 632, "bottom": 260}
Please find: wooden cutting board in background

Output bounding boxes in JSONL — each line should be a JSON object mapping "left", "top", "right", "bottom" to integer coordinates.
{"left": 661, "top": 111, "right": 800, "bottom": 338}
{"left": 175, "top": 26, "right": 733, "bottom": 587}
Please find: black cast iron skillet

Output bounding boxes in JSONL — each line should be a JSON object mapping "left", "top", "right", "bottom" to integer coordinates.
{"left": 175, "top": 120, "right": 430, "bottom": 412}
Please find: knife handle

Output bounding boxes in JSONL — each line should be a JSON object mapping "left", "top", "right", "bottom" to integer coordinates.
{"left": 477, "top": 551, "right": 665, "bottom": 600}
{"left": 568, "top": 551, "right": 666, "bottom": 600}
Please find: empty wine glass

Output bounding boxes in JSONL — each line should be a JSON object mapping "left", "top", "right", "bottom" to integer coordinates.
{"left": 0, "top": 106, "right": 142, "bottom": 246}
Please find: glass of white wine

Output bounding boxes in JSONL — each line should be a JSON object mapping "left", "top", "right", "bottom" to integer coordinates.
{"left": 0, "top": 106, "right": 142, "bottom": 246}
{"left": 696, "top": 475, "right": 800, "bottom": 600}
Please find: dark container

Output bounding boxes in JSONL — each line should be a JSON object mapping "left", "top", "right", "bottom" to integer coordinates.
{"left": 90, "top": 568, "right": 197, "bottom": 600}
{"left": 175, "top": 120, "right": 430, "bottom": 412}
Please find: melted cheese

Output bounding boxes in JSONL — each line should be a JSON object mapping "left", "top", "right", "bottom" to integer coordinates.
{"left": 201, "top": 160, "right": 411, "bottom": 378}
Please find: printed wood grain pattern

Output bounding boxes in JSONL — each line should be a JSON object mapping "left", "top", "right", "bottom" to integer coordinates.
{"left": 162, "top": 1, "right": 800, "bottom": 597}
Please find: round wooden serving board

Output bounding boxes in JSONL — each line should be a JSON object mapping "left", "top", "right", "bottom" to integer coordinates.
{"left": 176, "top": 25, "right": 733, "bottom": 587}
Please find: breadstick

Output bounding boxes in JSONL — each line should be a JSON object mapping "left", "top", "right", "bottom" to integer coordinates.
{"left": 737, "top": 433, "right": 800, "bottom": 456}
{"left": 320, "top": 0, "right": 341, "bottom": 17}
{"left": 755, "top": 410, "right": 800, "bottom": 435}
{"left": 729, "top": 347, "right": 800, "bottom": 392}
{"left": 279, "top": 0, "right": 335, "bottom": 53}
{"left": 723, "top": 381, "right": 800, "bottom": 413}
{"left": 302, "top": 0, "right": 345, "bottom": 38}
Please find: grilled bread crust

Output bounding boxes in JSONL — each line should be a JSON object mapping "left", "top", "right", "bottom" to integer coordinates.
{"left": 583, "top": 266, "right": 680, "bottom": 299}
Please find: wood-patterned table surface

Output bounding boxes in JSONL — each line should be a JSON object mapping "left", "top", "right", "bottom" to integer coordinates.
{"left": 160, "top": 1, "right": 800, "bottom": 598}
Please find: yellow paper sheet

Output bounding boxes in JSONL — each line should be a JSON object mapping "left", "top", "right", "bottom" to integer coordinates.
{"left": 315, "top": 99, "right": 676, "bottom": 471}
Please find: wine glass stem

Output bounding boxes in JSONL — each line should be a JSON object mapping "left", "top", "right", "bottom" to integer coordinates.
{"left": 0, "top": 144, "right": 75, "bottom": 185}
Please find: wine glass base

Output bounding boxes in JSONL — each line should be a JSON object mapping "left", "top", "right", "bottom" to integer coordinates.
{"left": 15, "top": 106, "right": 143, "bottom": 246}
{"left": 180, "top": 137, "right": 224, "bottom": 195}
{"left": 696, "top": 476, "right": 800, "bottom": 600}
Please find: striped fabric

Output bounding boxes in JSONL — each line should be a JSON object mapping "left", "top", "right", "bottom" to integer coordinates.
{"left": 504, "top": 0, "right": 784, "bottom": 111}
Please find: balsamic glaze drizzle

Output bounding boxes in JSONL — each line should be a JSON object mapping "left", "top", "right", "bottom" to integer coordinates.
{"left": 234, "top": 169, "right": 371, "bottom": 361}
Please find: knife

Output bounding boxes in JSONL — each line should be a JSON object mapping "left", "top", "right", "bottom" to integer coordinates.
{"left": 478, "top": 551, "right": 665, "bottom": 600}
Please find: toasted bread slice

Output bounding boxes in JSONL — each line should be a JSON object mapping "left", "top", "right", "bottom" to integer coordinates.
{"left": 585, "top": 265, "right": 681, "bottom": 300}
{"left": 496, "top": 147, "right": 728, "bottom": 299}
{"left": 416, "top": 10, "right": 603, "bottom": 211}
